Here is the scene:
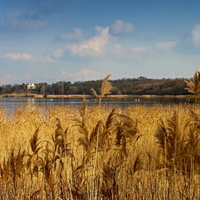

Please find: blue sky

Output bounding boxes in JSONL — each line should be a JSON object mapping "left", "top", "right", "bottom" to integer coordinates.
{"left": 0, "top": 0, "right": 200, "bottom": 84}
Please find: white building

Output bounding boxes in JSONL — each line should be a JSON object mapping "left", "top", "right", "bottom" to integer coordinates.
{"left": 27, "top": 83, "right": 36, "bottom": 90}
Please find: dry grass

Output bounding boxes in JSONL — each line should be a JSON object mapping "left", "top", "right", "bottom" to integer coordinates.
{"left": 91, "top": 73, "right": 113, "bottom": 108}
{"left": 185, "top": 69, "right": 200, "bottom": 103}
{"left": 0, "top": 103, "right": 199, "bottom": 199}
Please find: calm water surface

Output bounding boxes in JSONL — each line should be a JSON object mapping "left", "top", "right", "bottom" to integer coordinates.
{"left": 0, "top": 97, "right": 193, "bottom": 112}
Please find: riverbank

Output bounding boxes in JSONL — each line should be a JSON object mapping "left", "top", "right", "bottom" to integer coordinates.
{"left": 0, "top": 93, "right": 93, "bottom": 98}
{"left": 0, "top": 93, "right": 190, "bottom": 99}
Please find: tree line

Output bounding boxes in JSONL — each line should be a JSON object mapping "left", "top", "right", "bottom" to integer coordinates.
{"left": 0, "top": 77, "right": 190, "bottom": 96}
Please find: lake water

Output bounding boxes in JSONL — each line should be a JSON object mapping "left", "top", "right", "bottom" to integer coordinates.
{"left": 0, "top": 96, "right": 193, "bottom": 112}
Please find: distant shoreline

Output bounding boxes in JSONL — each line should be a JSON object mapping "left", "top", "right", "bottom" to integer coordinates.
{"left": 0, "top": 93, "right": 190, "bottom": 99}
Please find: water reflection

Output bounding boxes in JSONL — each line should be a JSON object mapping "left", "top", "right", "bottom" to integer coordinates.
{"left": 0, "top": 96, "right": 193, "bottom": 113}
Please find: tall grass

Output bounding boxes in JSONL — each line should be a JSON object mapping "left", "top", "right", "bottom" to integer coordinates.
{"left": 0, "top": 103, "right": 199, "bottom": 199}
{"left": 185, "top": 68, "right": 200, "bottom": 104}
{"left": 91, "top": 73, "right": 113, "bottom": 109}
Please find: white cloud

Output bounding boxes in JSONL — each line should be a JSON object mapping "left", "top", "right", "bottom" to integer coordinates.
{"left": 60, "top": 28, "right": 84, "bottom": 40}
{"left": 111, "top": 19, "right": 135, "bottom": 35}
{"left": 130, "top": 45, "right": 155, "bottom": 63}
{"left": 155, "top": 41, "right": 177, "bottom": 50}
{"left": 6, "top": 9, "right": 46, "bottom": 29}
{"left": 53, "top": 49, "right": 64, "bottom": 58}
{"left": 192, "top": 24, "right": 200, "bottom": 47}
{"left": 42, "top": 55, "right": 57, "bottom": 63}
{"left": 61, "top": 69, "right": 105, "bottom": 81}
{"left": 5, "top": 53, "right": 35, "bottom": 61}
{"left": 169, "top": 72, "right": 177, "bottom": 78}
{"left": 42, "top": 48, "right": 64, "bottom": 63}
{"left": 132, "top": 46, "right": 149, "bottom": 53}
{"left": 66, "top": 26, "right": 113, "bottom": 57}
{"left": 110, "top": 44, "right": 123, "bottom": 54}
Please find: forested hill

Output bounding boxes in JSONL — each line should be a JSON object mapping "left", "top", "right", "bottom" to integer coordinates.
{"left": 0, "top": 77, "right": 190, "bottom": 96}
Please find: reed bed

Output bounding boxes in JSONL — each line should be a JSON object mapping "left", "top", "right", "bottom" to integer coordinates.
{"left": 0, "top": 103, "right": 199, "bottom": 199}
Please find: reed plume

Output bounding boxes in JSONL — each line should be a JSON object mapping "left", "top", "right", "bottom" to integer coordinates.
{"left": 185, "top": 69, "right": 200, "bottom": 103}
{"left": 155, "top": 110, "right": 200, "bottom": 173}
{"left": 91, "top": 73, "right": 113, "bottom": 107}
{"left": 26, "top": 128, "right": 43, "bottom": 179}
{"left": 155, "top": 112, "right": 185, "bottom": 170}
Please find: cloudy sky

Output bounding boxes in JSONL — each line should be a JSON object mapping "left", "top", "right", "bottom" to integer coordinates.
{"left": 0, "top": 0, "right": 200, "bottom": 84}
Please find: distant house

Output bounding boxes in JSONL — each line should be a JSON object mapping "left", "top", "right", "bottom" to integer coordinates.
{"left": 27, "top": 83, "right": 36, "bottom": 90}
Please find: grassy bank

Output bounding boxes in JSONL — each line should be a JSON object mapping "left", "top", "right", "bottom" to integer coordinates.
{"left": 0, "top": 103, "right": 199, "bottom": 199}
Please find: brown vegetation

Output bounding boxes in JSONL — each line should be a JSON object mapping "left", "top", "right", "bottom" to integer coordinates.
{"left": 0, "top": 102, "right": 199, "bottom": 199}
{"left": 185, "top": 69, "right": 200, "bottom": 103}
{"left": 91, "top": 73, "right": 113, "bottom": 107}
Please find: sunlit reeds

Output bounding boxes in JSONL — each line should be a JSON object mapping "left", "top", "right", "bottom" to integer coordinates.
{"left": 0, "top": 103, "right": 199, "bottom": 199}
{"left": 185, "top": 69, "right": 200, "bottom": 104}
{"left": 91, "top": 73, "right": 113, "bottom": 108}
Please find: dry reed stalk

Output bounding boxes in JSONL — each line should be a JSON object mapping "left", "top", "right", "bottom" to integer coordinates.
{"left": 185, "top": 69, "right": 200, "bottom": 104}
{"left": 0, "top": 103, "right": 199, "bottom": 199}
{"left": 91, "top": 73, "right": 113, "bottom": 110}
